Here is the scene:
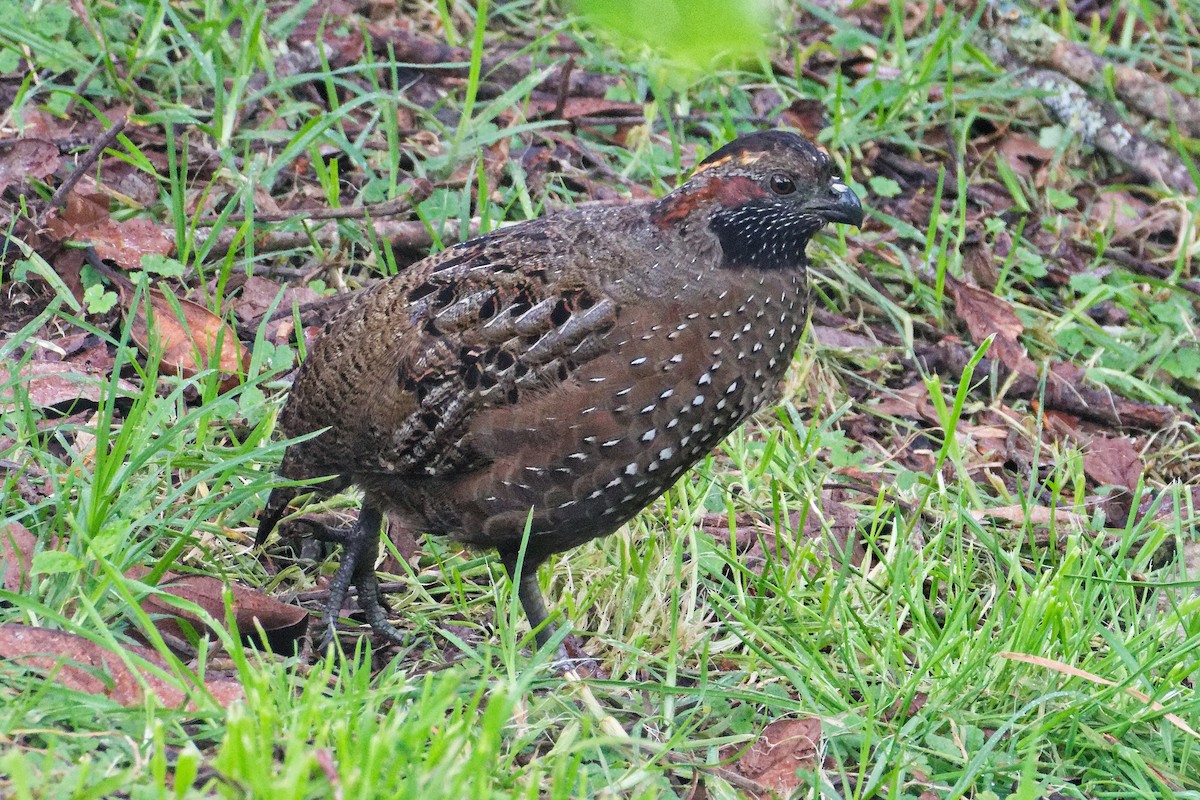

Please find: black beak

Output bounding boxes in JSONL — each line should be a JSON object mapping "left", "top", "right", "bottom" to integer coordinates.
{"left": 810, "top": 179, "right": 864, "bottom": 227}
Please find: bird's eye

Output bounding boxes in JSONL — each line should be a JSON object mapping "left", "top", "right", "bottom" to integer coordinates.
{"left": 769, "top": 174, "right": 796, "bottom": 195}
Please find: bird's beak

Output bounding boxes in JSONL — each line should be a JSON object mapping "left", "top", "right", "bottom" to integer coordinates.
{"left": 809, "top": 179, "right": 864, "bottom": 227}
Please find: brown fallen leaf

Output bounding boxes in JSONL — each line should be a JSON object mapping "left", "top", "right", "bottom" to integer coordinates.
{"left": 1, "top": 522, "right": 38, "bottom": 593}
{"left": 867, "top": 381, "right": 939, "bottom": 424}
{"left": 776, "top": 98, "right": 828, "bottom": 140}
{"left": 961, "top": 422, "right": 1012, "bottom": 461}
{"left": 993, "top": 132, "right": 1053, "bottom": 180}
{"left": 447, "top": 138, "right": 512, "bottom": 192}
{"left": 702, "top": 490, "right": 863, "bottom": 576}
{"left": 882, "top": 691, "right": 929, "bottom": 722}
{"left": 118, "top": 282, "right": 248, "bottom": 392}
{"left": 96, "top": 155, "right": 162, "bottom": 206}
{"left": 916, "top": 339, "right": 1174, "bottom": 431}
{"left": 0, "top": 360, "right": 137, "bottom": 414}
{"left": 944, "top": 273, "right": 1037, "bottom": 377}
{"left": 18, "top": 105, "right": 130, "bottom": 142}
{"left": 229, "top": 275, "right": 319, "bottom": 326}
{"left": 378, "top": 510, "right": 425, "bottom": 576}
{"left": 725, "top": 717, "right": 823, "bottom": 796}
{"left": 286, "top": 1, "right": 365, "bottom": 66}
{"left": 970, "top": 505, "right": 1090, "bottom": 528}
{"left": 525, "top": 95, "right": 644, "bottom": 122}
{"left": 0, "top": 519, "right": 304, "bottom": 653}
{"left": 0, "top": 139, "right": 61, "bottom": 194}
{"left": 0, "top": 623, "right": 243, "bottom": 708}
{"left": 128, "top": 567, "right": 308, "bottom": 654}
{"left": 962, "top": 238, "right": 1000, "bottom": 291}
{"left": 1083, "top": 435, "right": 1144, "bottom": 491}
{"left": 45, "top": 185, "right": 173, "bottom": 270}
{"left": 1084, "top": 190, "right": 1154, "bottom": 243}
{"left": 811, "top": 324, "right": 880, "bottom": 350}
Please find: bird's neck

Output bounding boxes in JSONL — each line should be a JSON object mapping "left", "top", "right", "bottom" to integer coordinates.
{"left": 707, "top": 202, "right": 820, "bottom": 271}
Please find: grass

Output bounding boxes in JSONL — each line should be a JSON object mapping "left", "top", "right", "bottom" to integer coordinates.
{"left": 1, "top": 0, "right": 1199, "bottom": 797}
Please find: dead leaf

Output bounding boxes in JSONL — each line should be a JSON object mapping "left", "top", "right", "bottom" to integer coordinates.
{"left": 961, "top": 423, "right": 1011, "bottom": 457}
{"left": 0, "top": 361, "right": 137, "bottom": 414}
{"left": 55, "top": 248, "right": 87, "bottom": 304}
{"left": 776, "top": 98, "right": 828, "bottom": 139}
{"left": 811, "top": 325, "right": 880, "bottom": 349}
{"left": 44, "top": 184, "right": 174, "bottom": 270}
{"left": 729, "top": 717, "right": 822, "bottom": 795}
{"left": 702, "top": 491, "right": 863, "bottom": 575}
{"left": 868, "top": 382, "right": 939, "bottom": 423}
{"left": 0, "top": 139, "right": 61, "bottom": 194}
{"left": 0, "top": 454, "right": 54, "bottom": 504}
{"left": 970, "top": 505, "right": 1090, "bottom": 527}
{"left": 1085, "top": 190, "right": 1151, "bottom": 242}
{"left": 944, "top": 273, "right": 1037, "bottom": 377}
{"left": 1083, "top": 435, "right": 1143, "bottom": 491}
{"left": 229, "top": 275, "right": 319, "bottom": 325}
{"left": 527, "top": 96, "right": 643, "bottom": 122}
{"left": 96, "top": 156, "right": 162, "bottom": 206}
{"left": 962, "top": 239, "right": 999, "bottom": 291}
{"left": 0, "top": 623, "right": 243, "bottom": 708}
{"left": 1, "top": 522, "right": 37, "bottom": 593}
{"left": 448, "top": 138, "right": 512, "bottom": 193}
{"left": 882, "top": 692, "right": 929, "bottom": 722}
{"left": 288, "top": 0, "right": 366, "bottom": 64}
{"left": 17, "top": 105, "right": 129, "bottom": 141}
{"left": 122, "top": 284, "right": 248, "bottom": 391}
{"left": 994, "top": 133, "right": 1052, "bottom": 179}
{"left": 379, "top": 510, "right": 424, "bottom": 576}
{"left": 63, "top": 338, "right": 118, "bottom": 376}
{"left": 129, "top": 568, "right": 308, "bottom": 654}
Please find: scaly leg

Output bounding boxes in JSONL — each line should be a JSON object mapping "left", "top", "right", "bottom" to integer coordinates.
{"left": 499, "top": 554, "right": 554, "bottom": 652}
{"left": 498, "top": 549, "right": 604, "bottom": 677}
{"left": 321, "top": 504, "right": 406, "bottom": 649}
{"left": 499, "top": 548, "right": 555, "bottom": 649}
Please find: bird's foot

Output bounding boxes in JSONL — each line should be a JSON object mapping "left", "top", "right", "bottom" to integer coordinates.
{"left": 552, "top": 634, "right": 608, "bottom": 680}
{"left": 316, "top": 570, "right": 407, "bottom": 654}
{"left": 355, "top": 566, "right": 408, "bottom": 646}
{"left": 313, "top": 505, "right": 406, "bottom": 653}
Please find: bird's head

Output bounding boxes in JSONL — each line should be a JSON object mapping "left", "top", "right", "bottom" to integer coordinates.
{"left": 653, "top": 130, "right": 863, "bottom": 270}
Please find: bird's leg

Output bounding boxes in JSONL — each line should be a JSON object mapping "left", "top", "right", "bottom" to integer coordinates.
{"left": 499, "top": 549, "right": 605, "bottom": 678}
{"left": 499, "top": 549, "right": 555, "bottom": 650}
{"left": 320, "top": 504, "right": 405, "bottom": 650}
{"left": 321, "top": 505, "right": 377, "bottom": 649}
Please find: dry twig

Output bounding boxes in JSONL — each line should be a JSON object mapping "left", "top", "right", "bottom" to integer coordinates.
{"left": 41, "top": 115, "right": 128, "bottom": 221}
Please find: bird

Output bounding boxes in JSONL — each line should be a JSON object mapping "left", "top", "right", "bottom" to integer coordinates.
{"left": 256, "top": 130, "right": 863, "bottom": 653}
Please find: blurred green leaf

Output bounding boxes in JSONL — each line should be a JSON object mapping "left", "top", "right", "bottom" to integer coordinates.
{"left": 32, "top": 550, "right": 83, "bottom": 576}
{"left": 1046, "top": 187, "right": 1077, "bottom": 210}
{"left": 573, "top": 0, "right": 772, "bottom": 71}
{"left": 868, "top": 175, "right": 902, "bottom": 198}
{"left": 140, "top": 254, "right": 187, "bottom": 278}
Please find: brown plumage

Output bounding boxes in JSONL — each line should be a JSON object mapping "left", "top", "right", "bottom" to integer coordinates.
{"left": 257, "top": 130, "right": 863, "bottom": 650}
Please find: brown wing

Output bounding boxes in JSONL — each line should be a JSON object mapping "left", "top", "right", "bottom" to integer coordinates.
{"left": 275, "top": 214, "right": 624, "bottom": 484}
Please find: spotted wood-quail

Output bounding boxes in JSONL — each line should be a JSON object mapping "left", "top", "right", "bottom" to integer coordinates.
{"left": 257, "top": 130, "right": 863, "bottom": 651}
